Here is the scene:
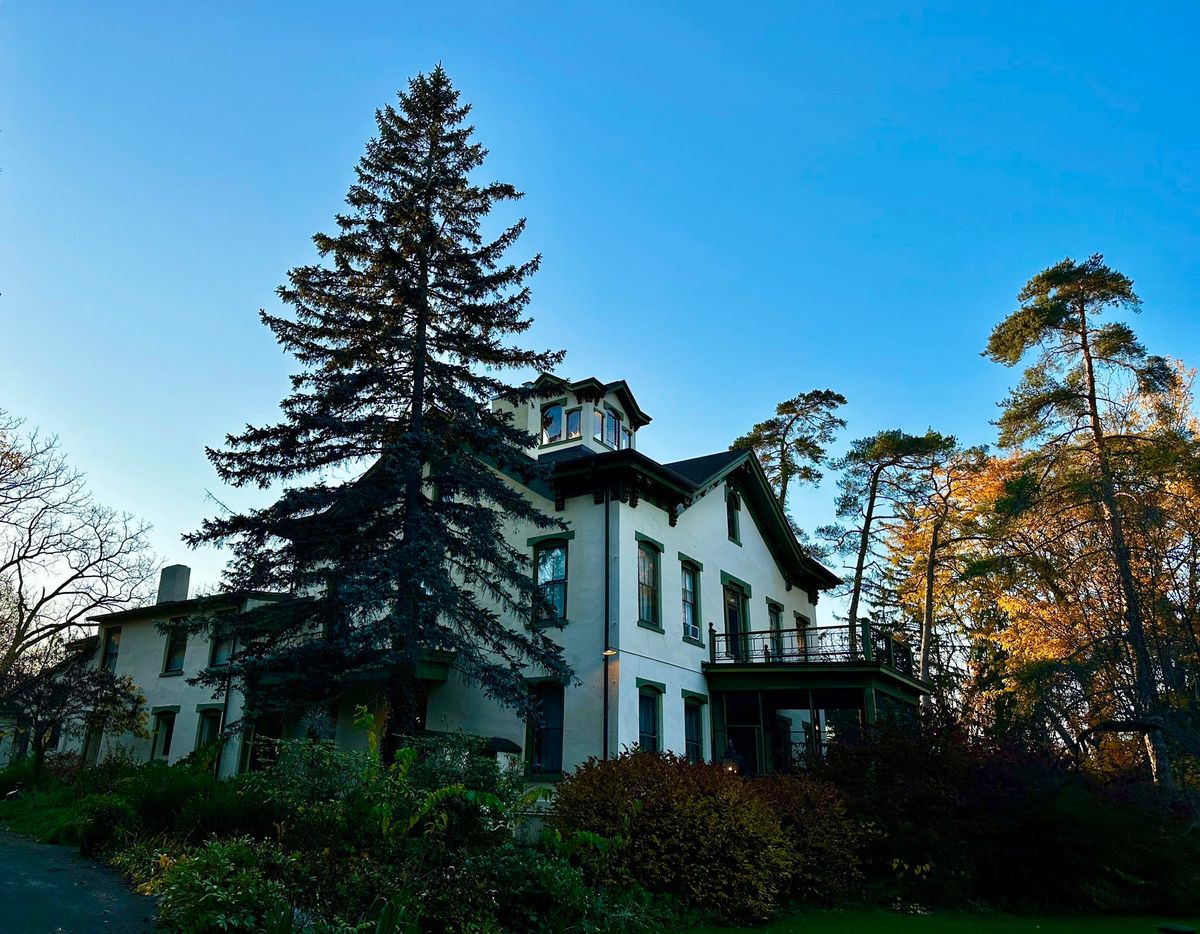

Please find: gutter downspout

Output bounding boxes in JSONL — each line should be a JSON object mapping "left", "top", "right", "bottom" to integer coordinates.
{"left": 602, "top": 487, "right": 612, "bottom": 760}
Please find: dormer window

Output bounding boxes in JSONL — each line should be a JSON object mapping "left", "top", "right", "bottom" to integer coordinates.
{"left": 594, "top": 407, "right": 632, "bottom": 450}
{"left": 541, "top": 404, "right": 563, "bottom": 445}
{"left": 540, "top": 404, "right": 581, "bottom": 447}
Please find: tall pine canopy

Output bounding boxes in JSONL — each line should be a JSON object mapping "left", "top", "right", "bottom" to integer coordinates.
{"left": 187, "top": 67, "right": 571, "bottom": 757}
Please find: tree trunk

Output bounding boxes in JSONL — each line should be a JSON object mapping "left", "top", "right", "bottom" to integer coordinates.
{"left": 1077, "top": 303, "right": 1171, "bottom": 787}
{"left": 918, "top": 518, "right": 941, "bottom": 689}
{"left": 380, "top": 141, "right": 437, "bottom": 766}
{"left": 847, "top": 467, "right": 881, "bottom": 659}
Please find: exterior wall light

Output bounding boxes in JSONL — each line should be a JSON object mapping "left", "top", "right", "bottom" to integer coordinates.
{"left": 602, "top": 647, "right": 617, "bottom": 657}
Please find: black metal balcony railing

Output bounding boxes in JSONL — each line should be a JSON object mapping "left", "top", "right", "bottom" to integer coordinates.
{"left": 708, "top": 623, "right": 916, "bottom": 678}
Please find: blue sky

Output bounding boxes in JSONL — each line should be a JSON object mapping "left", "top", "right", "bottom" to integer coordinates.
{"left": 2, "top": 2, "right": 1199, "bottom": 592}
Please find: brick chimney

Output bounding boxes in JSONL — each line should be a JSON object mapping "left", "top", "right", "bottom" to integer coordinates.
{"left": 156, "top": 564, "right": 191, "bottom": 604}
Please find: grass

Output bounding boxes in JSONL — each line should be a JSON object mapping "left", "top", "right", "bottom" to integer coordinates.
{"left": 0, "top": 786, "right": 80, "bottom": 844}
{"left": 685, "top": 909, "right": 1199, "bottom": 933}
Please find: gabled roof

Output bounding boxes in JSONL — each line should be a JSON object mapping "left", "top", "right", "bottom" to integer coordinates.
{"left": 539, "top": 444, "right": 840, "bottom": 594}
{"left": 530, "top": 374, "right": 652, "bottom": 429}
{"left": 663, "top": 450, "right": 746, "bottom": 486}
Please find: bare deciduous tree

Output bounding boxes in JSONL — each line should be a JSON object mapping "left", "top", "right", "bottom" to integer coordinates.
{"left": 0, "top": 409, "right": 156, "bottom": 690}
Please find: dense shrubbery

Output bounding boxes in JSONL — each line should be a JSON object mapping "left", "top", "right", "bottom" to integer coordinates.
{"left": 5, "top": 724, "right": 1200, "bottom": 930}
{"left": 0, "top": 730, "right": 664, "bottom": 933}
{"left": 551, "top": 750, "right": 860, "bottom": 921}
{"left": 816, "top": 721, "right": 1200, "bottom": 915}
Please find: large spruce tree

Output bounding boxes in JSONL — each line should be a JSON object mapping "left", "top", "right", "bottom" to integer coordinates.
{"left": 187, "top": 67, "right": 571, "bottom": 759}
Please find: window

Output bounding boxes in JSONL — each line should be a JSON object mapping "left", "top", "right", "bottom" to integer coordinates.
{"left": 724, "top": 584, "right": 747, "bottom": 660}
{"left": 637, "top": 541, "right": 660, "bottom": 627}
{"left": 209, "top": 620, "right": 234, "bottom": 667}
{"left": 768, "top": 602, "right": 783, "bottom": 659}
{"left": 540, "top": 403, "right": 564, "bottom": 445}
{"left": 163, "top": 622, "right": 187, "bottom": 673}
{"left": 620, "top": 426, "right": 632, "bottom": 450}
{"left": 151, "top": 711, "right": 176, "bottom": 761}
{"left": 195, "top": 709, "right": 222, "bottom": 750}
{"left": 593, "top": 409, "right": 604, "bottom": 442}
{"left": 528, "top": 682, "right": 564, "bottom": 775}
{"left": 681, "top": 562, "right": 701, "bottom": 642}
{"left": 726, "top": 490, "right": 741, "bottom": 543}
{"left": 684, "top": 701, "right": 703, "bottom": 763}
{"left": 566, "top": 408, "right": 582, "bottom": 439}
{"left": 101, "top": 627, "right": 121, "bottom": 672}
{"left": 795, "top": 613, "right": 811, "bottom": 661}
{"left": 534, "top": 540, "right": 568, "bottom": 622}
{"left": 638, "top": 688, "right": 660, "bottom": 752}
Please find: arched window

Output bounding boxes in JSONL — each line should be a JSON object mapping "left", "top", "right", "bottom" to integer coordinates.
{"left": 534, "top": 539, "right": 568, "bottom": 622}
{"left": 528, "top": 681, "right": 564, "bottom": 775}
{"left": 723, "top": 583, "right": 748, "bottom": 661}
{"left": 726, "top": 489, "right": 741, "bottom": 543}
{"left": 541, "top": 404, "right": 564, "bottom": 445}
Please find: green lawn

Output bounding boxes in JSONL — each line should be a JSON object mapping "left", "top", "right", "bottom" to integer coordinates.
{"left": 685, "top": 909, "right": 1198, "bottom": 933}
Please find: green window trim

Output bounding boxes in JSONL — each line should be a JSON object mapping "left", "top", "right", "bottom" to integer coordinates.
{"left": 726, "top": 488, "right": 742, "bottom": 545}
{"left": 681, "top": 689, "right": 709, "bottom": 704}
{"left": 158, "top": 670, "right": 184, "bottom": 678}
{"left": 634, "top": 531, "right": 664, "bottom": 551}
{"left": 720, "top": 571, "right": 753, "bottom": 597}
{"left": 151, "top": 704, "right": 181, "bottom": 715}
{"left": 527, "top": 530, "right": 575, "bottom": 546}
{"left": 677, "top": 552, "right": 704, "bottom": 570}
{"left": 637, "top": 537, "right": 662, "bottom": 628}
{"left": 635, "top": 677, "right": 666, "bottom": 693}
{"left": 195, "top": 702, "right": 225, "bottom": 712}
{"left": 682, "top": 634, "right": 706, "bottom": 648}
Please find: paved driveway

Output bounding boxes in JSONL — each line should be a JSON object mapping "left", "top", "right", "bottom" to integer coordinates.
{"left": 0, "top": 830, "right": 156, "bottom": 933}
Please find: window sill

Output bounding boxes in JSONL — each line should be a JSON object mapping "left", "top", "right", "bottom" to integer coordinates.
{"left": 728, "top": 537, "right": 742, "bottom": 547}
{"left": 159, "top": 669, "right": 185, "bottom": 678}
{"left": 637, "top": 620, "right": 664, "bottom": 633}
{"left": 527, "top": 770, "right": 565, "bottom": 783}
{"left": 682, "top": 635, "right": 706, "bottom": 649}
{"left": 530, "top": 618, "right": 568, "bottom": 631}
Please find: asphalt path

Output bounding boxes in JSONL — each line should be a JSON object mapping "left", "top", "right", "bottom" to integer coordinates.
{"left": 0, "top": 830, "right": 156, "bottom": 933}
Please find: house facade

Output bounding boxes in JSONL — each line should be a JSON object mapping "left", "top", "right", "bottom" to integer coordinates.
{"left": 41, "top": 375, "right": 926, "bottom": 778}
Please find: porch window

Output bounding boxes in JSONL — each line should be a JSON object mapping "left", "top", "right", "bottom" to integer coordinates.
{"left": 637, "top": 541, "right": 660, "bottom": 627}
{"left": 684, "top": 700, "right": 703, "bottom": 763}
{"left": 681, "top": 562, "right": 701, "bottom": 642}
{"left": 767, "top": 602, "right": 783, "bottom": 659}
{"left": 723, "top": 584, "right": 748, "bottom": 660}
{"left": 101, "top": 627, "right": 121, "bottom": 672}
{"left": 528, "top": 682, "right": 564, "bottom": 775}
{"left": 795, "top": 613, "right": 811, "bottom": 661}
{"left": 150, "top": 711, "right": 176, "bottom": 761}
{"left": 163, "top": 622, "right": 187, "bottom": 674}
{"left": 534, "top": 540, "right": 568, "bottom": 622}
{"left": 638, "top": 688, "right": 660, "bottom": 752}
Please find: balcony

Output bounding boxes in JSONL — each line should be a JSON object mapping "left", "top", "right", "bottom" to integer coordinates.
{"left": 707, "top": 622, "right": 916, "bottom": 679}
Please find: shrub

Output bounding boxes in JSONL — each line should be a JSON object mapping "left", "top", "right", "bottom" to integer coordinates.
{"left": 115, "top": 760, "right": 219, "bottom": 835}
{"left": 750, "top": 773, "right": 862, "bottom": 904}
{"left": 551, "top": 751, "right": 790, "bottom": 922}
{"left": 76, "top": 792, "right": 137, "bottom": 855}
{"left": 0, "top": 756, "right": 37, "bottom": 795}
{"left": 157, "top": 836, "right": 293, "bottom": 933}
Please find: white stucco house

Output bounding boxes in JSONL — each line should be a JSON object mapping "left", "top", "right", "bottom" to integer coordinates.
{"left": 35, "top": 375, "right": 925, "bottom": 779}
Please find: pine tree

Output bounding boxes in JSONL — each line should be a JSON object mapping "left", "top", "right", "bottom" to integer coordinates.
{"left": 984, "top": 253, "right": 1180, "bottom": 785}
{"left": 821, "top": 429, "right": 956, "bottom": 658}
{"left": 731, "top": 390, "right": 847, "bottom": 516}
{"left": 187, "top": 67, "right": 571, "bottom": 760}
